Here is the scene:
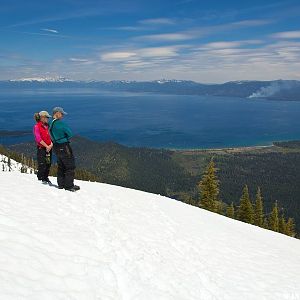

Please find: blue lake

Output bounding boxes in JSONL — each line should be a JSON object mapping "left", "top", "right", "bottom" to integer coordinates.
{"left": 0, "top": 88, "right": 300, "bottom": 149}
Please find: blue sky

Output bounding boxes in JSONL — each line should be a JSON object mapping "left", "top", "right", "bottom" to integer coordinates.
{"left": 0, "top": 0, "right": 300, "bottom": 82}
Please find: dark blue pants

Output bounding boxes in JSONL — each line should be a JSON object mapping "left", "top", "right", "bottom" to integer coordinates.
{"left": 53, "top": 143, "right": 75, "bottom": 189}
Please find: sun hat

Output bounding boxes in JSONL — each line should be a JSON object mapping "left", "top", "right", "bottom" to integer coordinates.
{"left": 52, "top": 107, "right": 68, "bottom": 115}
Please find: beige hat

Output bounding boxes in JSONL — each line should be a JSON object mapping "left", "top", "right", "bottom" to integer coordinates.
{"left": 39, "top": 111, "right": 51, "bottom": 118}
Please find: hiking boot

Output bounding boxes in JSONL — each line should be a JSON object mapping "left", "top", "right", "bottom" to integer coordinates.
{"left": 65, "top": 185, "right": 80, "bottom": 192}
{"left": 42, "top": 178, "right": 52, "bottom": 185}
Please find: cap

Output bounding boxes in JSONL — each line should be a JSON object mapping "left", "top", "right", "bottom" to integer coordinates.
{"left": 39, "top": 111, "right": 51, "bottom": 118}
{"left": 52, "top": 107, "right": 68, "bottom": 115}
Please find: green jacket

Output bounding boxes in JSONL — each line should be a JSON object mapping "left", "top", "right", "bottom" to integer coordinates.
{"left": 49, "top": 119, "right": 73, "bottom": 144}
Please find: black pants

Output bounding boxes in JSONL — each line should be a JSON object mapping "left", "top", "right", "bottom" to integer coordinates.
{"left": 53, "top": 143, "right": 75, "bottom": 189}
{"left": 37, "top": 147, "right": 52, "bottom": 181}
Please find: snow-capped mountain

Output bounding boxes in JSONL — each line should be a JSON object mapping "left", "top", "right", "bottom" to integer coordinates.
{"left": 10, "top": 76, "right": 74, "bottom": 83}
{"left": 2, "top": 78, "right": 300, "bottom": 101}
{"left": 0, "top": 155, "right": 300, "bottom": 299}
{"left": 154, "top": 79, "right": 193, "bottom": 84}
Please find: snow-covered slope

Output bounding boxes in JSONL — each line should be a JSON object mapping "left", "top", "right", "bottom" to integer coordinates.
{"left": 0, "top": 154, "right": 33, "bottom": 173}
{"left": 0, "top": 171, "right": 300, "bottom": 300}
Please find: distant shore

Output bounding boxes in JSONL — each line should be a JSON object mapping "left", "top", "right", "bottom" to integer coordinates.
{"left": 0, "top": 130, "right": 31, "bottom": 137}
{"left": 173, "top": 140, "right": 300, "bottom": 154}
{"left": 172, "top": 143, "right": 274, "bottom": 153}
{"left": 1, "top": 130, "right": 300, "bottom": 153}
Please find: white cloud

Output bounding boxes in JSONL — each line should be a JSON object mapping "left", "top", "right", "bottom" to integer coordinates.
{"left": 101, "top": 46, "right": 181, "bottom": 62}
{"left": 3, "top": 28, "right": 300, "bottom": 82}
{"left": 231, "top": 19, "right": 270, "bottom": 27}
{"left": 138, "top": 46, "right": 179, "bottom": 57}
{"left": 100, "top": 46, "right": 180, "bottom": 64}
{"left": 135, "top": 32, "right": 195, "bottom": 42}
{"left": 69, "top": 58, "right": 90, "bottom": 63}
{"left": 41, "top": 28, "right": 58, "bottom": 34}
{"left": 134, "top": 19, "right": 271, "bottom": 43}
{"left": 138, "top": 18, "right": 175, "bottom": 25}
{"left": 106, "top": 18, "right": 176, "bottom": 32}
{"left": 123, "top": 61, "right": 152, "bottom": 68}
{"left": 271, "top": 31, "right": 300, "bottom": 39}
{"left": 204, "top": 41, "right": 243, "bottom": 49}
{"left": 197, "top": 40, "right": 263, "bottom": 50}
{"left": 101, "top": 52, "right": 136, "bottom": 61}
{"left": 1, "top": 28, "right": 68, "bottom": 38}
{"left": 110, "top": 26, "right": 143, "bottom": 31}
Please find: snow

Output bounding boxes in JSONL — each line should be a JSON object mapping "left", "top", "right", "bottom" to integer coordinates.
{"left": 154, "top": 79, "right": 188, "bottom": 84}
{"left": 0, "top": 169, "right": 300, "bottom": 299}
{"left": 0, "top": 154, "right": 33, "bottom": 173}
{"left": 9, "top": 76, "right": 73, "bottom": 83}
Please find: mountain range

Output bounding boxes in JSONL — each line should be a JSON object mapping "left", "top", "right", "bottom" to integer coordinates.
{"left": 1, "top": 77, "right": 300, "bottom": 101}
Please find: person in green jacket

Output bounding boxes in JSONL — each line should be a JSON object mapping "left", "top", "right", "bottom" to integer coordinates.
{"left": 50, "top": 107, "right": 80, "bottom": 192}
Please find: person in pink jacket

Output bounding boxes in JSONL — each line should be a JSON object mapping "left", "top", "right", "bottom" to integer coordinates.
{"left": 33, "top": 111, "right": 53, "bottom": 184}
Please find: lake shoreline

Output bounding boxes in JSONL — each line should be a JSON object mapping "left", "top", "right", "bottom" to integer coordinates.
{"left": 171, "top": 144, "right": 274, "bottom": 153}
{"left": 2, "top": 130, "right": 300, "bottom": 153}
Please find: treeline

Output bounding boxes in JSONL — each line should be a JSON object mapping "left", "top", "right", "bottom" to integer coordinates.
{"left": 0, "top": 144, "right": 100, "bottom": 182}
{"left": 213, "top": 151, "right": 300, "bottom": 234}
{"left": 0, "top": 145, "right": 36, "bottom": 173}
{"left": 8, "top": 137, "right": 196, "bottom": 196}
{"left": 188, "top": 160, "right": 297, "bottom": 238}
{"left": 49, "top": 164, "right": 100, "bottom": 182}
{"left": 273, "top": 140, "right": 300, "bottom": 149}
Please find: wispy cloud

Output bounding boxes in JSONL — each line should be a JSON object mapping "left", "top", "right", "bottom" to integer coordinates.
{"left": 41, "top": 28, "right": 58, "bottom": 34}
{"left": 0, "top": 29, "right": 67, "bottom": 38}
{"left": 94, "top": 34, "right": 300, "bottom": 81}
{"left": 105, "top": 18, "right": 176, "bottom": 32}
{"left": 6, "top": 3, "right": 134, "bottom": 28}
{"left": 138, "top": 18, "right": 175, "bottom": 25}
{"left": 271, "top": 30, "right": 300, "bottom": 39}
{"left": 136, "top": 32, "right": 195, "bottom": 42}
{"left": 199, "top": 40, "right": 263, "bottom": 49}
{"left": 134, "top": 19, "right": 271, "bottom": 42}
{"left": 7, "top": 10, "right": 99, "bottom": 28}
{"left": 69, "top": 58, "right": 90, "bottom": 63}
{"left": 1, "top": 0, "right": 299, "bottom": 82}
{"left": 101, "top": 52, "right": 137, "bottom": 61}
{"left": 231, "top": 19, "right": 270, "bottom": 27}
{"left": 138, "top": 46, "right": 180, "bottom": 57}
{"left": 101, "top": 46, "right": 181, "bottom": 62}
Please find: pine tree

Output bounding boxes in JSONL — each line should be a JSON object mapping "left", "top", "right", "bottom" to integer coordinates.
{"left": 215, "top": 200, "right": 225, "bottom": 215}
{"left": 279, "top": 213, "right": 287, "bottom": 234}
{"left": 285, "top": 218, "right": 296, "bottom": 237}
{"left": 269, "top": 201, "right": 279, "bottom": 232}
{"left": 237, "top": 185, "right": 254, "bottom": 224}
{"left": 254, "top": 187, "right": 264, "bottom": 227}
{"left": 7, "top": 157, "right": 11, "bottom": 171}
{"left": 262, "top": 217, "right": 269, "bottom": 229}
{"left": 198, "top": 159, "right": 220, "bottom": 212}
{"left": 226, "top": 202, "right": 235, "bottom": 219}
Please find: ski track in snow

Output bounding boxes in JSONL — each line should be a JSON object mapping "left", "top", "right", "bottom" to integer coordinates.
{"left": 0, "top": 171, "right": 300, "bottom": 300}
